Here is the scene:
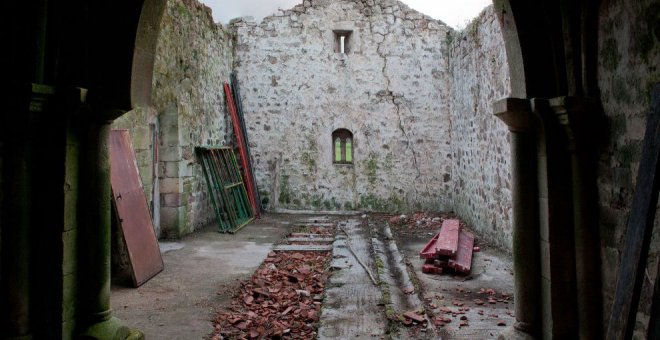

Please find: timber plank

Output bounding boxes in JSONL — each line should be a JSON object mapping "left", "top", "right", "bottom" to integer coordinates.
{"left": 448, "top": 229, "right": 475, "bottom": 274}
{"left": 436, "top": 219, "right": 460, "bottom": 256}
{"left": 606, "top": 83, "right": 660, "bottom": 340}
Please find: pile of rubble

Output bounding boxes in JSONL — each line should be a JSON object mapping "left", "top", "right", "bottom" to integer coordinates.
{"left": 419, "top": 219, "right": 477, "bottom": 275}
{"left": 211, "top": 250, "right": 331, "bottom": 339}
{"left": 388, "top": 212, "right": 451, "bottom": 229}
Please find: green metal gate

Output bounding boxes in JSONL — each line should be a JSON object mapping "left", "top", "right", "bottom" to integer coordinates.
{"left": 196, "top": 147, "right": 254, "bottom": 233}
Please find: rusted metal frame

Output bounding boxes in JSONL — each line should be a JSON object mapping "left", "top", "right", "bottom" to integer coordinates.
{"left": 212, "top": 148, "right": 247, "bottom": 229}
{"left": 197, "top": 146, "right": 254, "bottom": 233}
{"left": 197, "top": 148, "right": 229, "bottom": 232}
{"left": 214, "top": 147, "right": 246, "bottom": 224}
{"left": 213, "top": 150, "right": 241, "bottom": 228}
{"left": 224, "top": 83, "right": 259, "bottom": 218}
{"left": 206, "top": 147, "right": 235, "bottom": 232}
{"left": 230, "top": 73, "right": 263, "bottom": 213}
{"left": 225, "top": 148, "right": 254, "bottom": 232}
{"left": 202, "top": 148, "right": 230, "bottom": 232}
{"left": 222, "top": 148, "right": 251, "bottom": 221}
{"left": 227, "top": 148, "right": 253, "bottom": 216}
{"left": 212, "top": 151, "right": 235, "bottom": 232}
{"left": 214, "top": 149, "right": 231, "bottom": 184}
{"left": 209, "top": 149, "right": 239, "bottom": 232}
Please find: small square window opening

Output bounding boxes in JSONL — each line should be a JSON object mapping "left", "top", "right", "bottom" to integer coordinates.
{"left": 333, "top": 30, "right": 353, "bottom": 54}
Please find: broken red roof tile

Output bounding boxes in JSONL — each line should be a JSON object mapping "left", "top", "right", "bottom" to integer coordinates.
{"left": 403, "top": 311, "right": 426, "bottom": 323}
{"left": 211, "top": 246, "right": 332, "bottom": 339}
{"left": 436, "top": 219, "right": 460, "bottom": 256}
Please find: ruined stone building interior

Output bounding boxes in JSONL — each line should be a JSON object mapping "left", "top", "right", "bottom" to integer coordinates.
{"left": 1, "top": 0, "right": 659, "bottom": 338}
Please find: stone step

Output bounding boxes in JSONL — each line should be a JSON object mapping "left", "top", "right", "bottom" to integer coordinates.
{"left": 273, "top": 244, "right": 333, "bottom": 252}
{"left": 290, "top": 233, "right": 332, "bottom": 238}
{"left": 287, "top": 237, "right": 334, "bottom": 243}
{"left": 296, "top": 222, "right": 335, "bottom": 227}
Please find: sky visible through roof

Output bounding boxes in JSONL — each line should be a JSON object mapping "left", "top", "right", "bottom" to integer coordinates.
{"left": 199, "top": 0, "right": 492, "bottom": 29}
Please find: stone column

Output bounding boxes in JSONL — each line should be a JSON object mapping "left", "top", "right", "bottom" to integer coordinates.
{"left": 78, "top": 107, "right": 142, "bottom": 340}
{"left": 1, "top": 112, "right": 32, "bottom": 340}
{"left": 0, "top": 83, "right": 55, "bottom": 340}
{"left": 493, "top": 98, "right": 541, "bottom": 339}
{"left": 551, "top": 96, "right": 602, "bottom": 340}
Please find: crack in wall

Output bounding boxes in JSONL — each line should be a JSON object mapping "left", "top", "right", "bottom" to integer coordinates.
{"left": 392, "top": 96, "right": 421, "bottom": 181}
{"left": 370, "top": 15, "right": 423, "bottom": 203}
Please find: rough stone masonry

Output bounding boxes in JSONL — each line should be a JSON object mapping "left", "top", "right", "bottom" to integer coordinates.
{"left": 232, "top": 0, "right": 511, "bottom": 248}
{"left": 232, "top": 0, "right": 454, "bottom": 214}
{"left": 117, "top": 0, "right": 513, "bottom": 251}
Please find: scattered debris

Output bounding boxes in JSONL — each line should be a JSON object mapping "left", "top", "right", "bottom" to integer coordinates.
{"left": 403, "top": 310, "right": 426, "bottom": 323}
{"left": 211, "top": 250, "right": 332, "bottom": 339}
{"left": 422, "top": 264, "right": 443, "bottom": 274}
{"left": 389, "top": 214, "right": 409, "bottom": 225}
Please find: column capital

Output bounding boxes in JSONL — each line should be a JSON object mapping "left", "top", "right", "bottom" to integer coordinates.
{"left": 548, "top": 96, "right": 600, "bottom": 125}
{"left": 548, "top": 96, "right": 598, "bottom": 114}
{"left": 493, "top": 97, "right": 533, "bottom": 132}
{"left": 548, "top": 96, "right": 602, "bottom": 151}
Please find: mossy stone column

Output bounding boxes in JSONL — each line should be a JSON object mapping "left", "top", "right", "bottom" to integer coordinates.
{"left": 494, "top": 98, "right": 541, "bottom": 339}
{"left": 77, "top": 109, "right": 142, "bottom": 340}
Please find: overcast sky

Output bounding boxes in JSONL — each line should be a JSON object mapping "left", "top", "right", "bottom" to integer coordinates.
{"left": 199, "top": 0, "right": 492, "bottom": 29}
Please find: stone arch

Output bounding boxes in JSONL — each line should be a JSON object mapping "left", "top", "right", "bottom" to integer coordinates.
{"left": 492, "top": 0, "right": 604, "bottom": 339}
{"left": 0, "top": 0, "right": 168, "bottom": 338}
{"left": 131, "top": 0, "right": 168, "bottom": 109}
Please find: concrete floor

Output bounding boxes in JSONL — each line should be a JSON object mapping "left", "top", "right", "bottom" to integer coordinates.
{"left": 111, "top": 213, "right": 515, "bottom": 339}
{"left": 111, "top": 214, "right": 292, "bottom": 339}
{"left": 393, "top": 225, "right": 515, "bottom": 339}
{"left": 318, "top": 218, "right": 389, "bottom": 339}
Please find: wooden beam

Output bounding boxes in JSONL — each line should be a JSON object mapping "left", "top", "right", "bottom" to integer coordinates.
{"left": 606, "top": 83, "right": 660, "bottom": 340}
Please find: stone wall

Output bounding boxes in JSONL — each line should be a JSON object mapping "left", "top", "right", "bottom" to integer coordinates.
{"left": 115, "top": 0, "right": 234, "bottom": 238}
{"left": 127, "top": 0, "right": 514, "bottom": 246}
{"left": 232, "top": 0, "right": 454, "bottom": 212}
{"left": 596, "top": 0, "right": 660, "bottom": 335}
{"left": 153, "top": 0, "right": 234, "bottom": 237}
{"left": 448, "top": 7, "right": 512, "bottom": 250}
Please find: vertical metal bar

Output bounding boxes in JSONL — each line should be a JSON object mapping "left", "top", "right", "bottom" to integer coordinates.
{"left": 231, "top": 73, "right": 262, "bottom": 213}
{"left": 197, "top": 149, "right": 224, "bottom": 232}
{"left": 224, "top": 83, "right": 258, "bottom": 217}
{"left": 228, "top": 148, "right": 253, "bottom": 220}
{"left": 210, "top": 149, "right": 238, "bottom": 231}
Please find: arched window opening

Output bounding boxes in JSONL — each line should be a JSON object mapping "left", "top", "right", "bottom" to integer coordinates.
{"left": 332, "top": 129, "right": 354, "bottom": 164}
